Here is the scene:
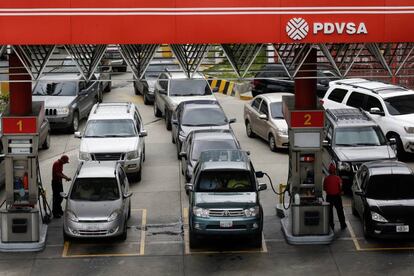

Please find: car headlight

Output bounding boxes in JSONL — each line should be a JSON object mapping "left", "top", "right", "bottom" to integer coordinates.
{"left": 108, "top": 211, "right": 120, "bottom": 222}
{"left": 244, "top": 206, "right": 260, "bottom": 217}
{"left": 371, "top": 211, "right": 388, "bottom": 223}
{"left": 66, "top": 210, "right": 78, "bottom": 222}
{"left": 56, "top": 107, "right": 70, "bottom": 115}
{"left": 278, "top": 129, "right": 288, "bottom": 135}
{"left": 79, "top": 151, "right": 91, "bottom": 161}
{"left": 126, "top": 150, "right": 139, "bottom": 160}
{"left": 404, "top": 126, "right": 414, "bottom": 134}
{"left": 193, "top": 207, "right": 209, "bottom": 218}
{"left": 337, "top": 161, "right": 351, "bottom": 172}
{"left": 179, "top": 131, "right": 186, "bottom": 142}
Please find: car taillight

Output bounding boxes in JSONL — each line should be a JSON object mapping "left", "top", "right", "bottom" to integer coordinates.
{"left": 319, "top": 99, "right": 324, "bottom": 105}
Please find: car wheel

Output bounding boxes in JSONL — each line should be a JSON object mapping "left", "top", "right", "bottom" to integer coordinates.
{"left": 154, "top": 102, "right": 162, "bottom": 118}
{"left": 104, "top": 82, "right": 111, "bottom": 92}
{"left": 63, "top": 229, "right": 71, "bottom": 242}
{"left": 42, "top": 132, "right": 51, "bottom": 150}
{"left": 176, "top": 141, "right": 182, "bottom": 160}
{"left": 362, "top": 214, "right": 372, "bottom": 239}
{"left": 269, "top": 134, "right": 277, "bottom": 152}
{"left": 165, "top": 110, "right": 172, "bottom": 130}
{"left": 251, "top": 233, "right": 263, "bottom": 248}
{"left": 143, "top": 146, "right": 146, "bottom": 162}
{"left": 143, "top": 92, "right": 150, "bottom": 105}
{"left": 189, "top": 231, "right": 200, "bottom": 249}
{"left": 351, "top": 200, "right": 359, "bottom": 217}
{"left": 389, "top": 133, "right": 405, "bottom": 160}
{"left": 69, "top": 111, "right": 79, "bottom": 133}
{"left": 119, "top": 222, "right": 128, "bottom": 241}
{"left": 128, "top": 202, "right": 131, "bottom": 220}
{"left": 172, "top": 132, "right": 176, "bottom": 144}
{"left": 245, "top": 121, "right": 256, "bottom": 138}
{"left": 134, "top": 86, "right": 140, "bottom": 95}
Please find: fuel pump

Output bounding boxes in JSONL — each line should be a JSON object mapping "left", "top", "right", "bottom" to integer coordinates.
{"left": 0, "top": 102, "right": 49, "bottom": 252}
{"left": 279, "top": 95, "right": 334, "bottom": 244}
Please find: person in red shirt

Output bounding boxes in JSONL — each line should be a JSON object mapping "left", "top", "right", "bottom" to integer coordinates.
{"left": 52, "top": 155, "right": 71, "bottom": 218}
{"left": 324, "top": 163, "right": 346, "bottom": 230}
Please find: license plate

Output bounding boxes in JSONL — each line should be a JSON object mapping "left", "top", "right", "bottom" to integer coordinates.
{"left": 220, "top": 221, "right": 233, "bottom": 228}
{"left": 396, "top": 225, "right": 409, "bottom": 233}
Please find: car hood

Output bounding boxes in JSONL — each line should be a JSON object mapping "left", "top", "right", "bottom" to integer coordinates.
{"left": 391, "top": 113, "right": 414, "bottom": 126}
{"left": 194, "top": 192, "right": 257, "bottom": 208}
{"left": 147, "top": 79, "right": 157, "bottom": 92}
{"left": 367, "top": 198, "right": 414, "bottom": 221}
{"left": 334, "top": 146, "right": 395, "bottom": 162}
{"left": 169, "top": 95, "right": 217, "bottom": 107}
{"left": 32, "top": 96, "right": 76, "bottom": 108}
{"left": 180, "top": 124, "right": 230, "bottom": 140}
{"left": 67, "top": 199, "right": 122, "bottom": 221}
{"left": 80, "top": 137, "right": 139, "bottom": 153}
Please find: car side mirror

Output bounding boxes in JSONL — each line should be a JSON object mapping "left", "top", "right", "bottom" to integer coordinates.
{"left": 369, "top": 107, "right": 385, "bottom": 116}
{"left": 229, "top": 118, "right": 236, "bottom": 124}
{"left": 179, "top": 151, "right": 187, "bottom": 159}
{"left": 355, "top": 190, "right": 365, "bottom": 197}
{"left": 123, "top": 192, "right": 133, "bottom": 199}
{"left": 259, "top": 114, "right": 268, "bottom": 120}
{"left": 255, "top": 171, "right": 264, "bottom": 178}
{"left": 212, "top": 87, "right": 219, "bottom": 93}
{"left": 74, "top": 131, "right": 82, "bottom": 138}
{"left": 388, "top": 138, "right": 397, "bottom": 145}
{"left": 246, "top": 151, "right": 250, "bottom": 156}
{"left": 258, "top": 183, "right": 267, "bottom": 191}
{"left": 60, "top": 192, "right": 68, "bottom": 199}
{"left": 322, "top": 139, "right": 331, "bottom": 147}
{"left": 139, "top": 130, "right": 148, "bottom": 137}
{"left": 185, "top": 183, "right": 193, "bottom": 192}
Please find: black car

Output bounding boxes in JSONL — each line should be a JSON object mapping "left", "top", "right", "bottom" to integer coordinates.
{"left": 179, "top": 129, "right": 241, "bottom": 181}
{"left": 171, "top": 100, "right": 236, "bottom": 158}
{"left": 251, "top": 64, "right": 338, "bottom": 98}
{"left": 352, "top": 160, "right": 414, "bottom": 238}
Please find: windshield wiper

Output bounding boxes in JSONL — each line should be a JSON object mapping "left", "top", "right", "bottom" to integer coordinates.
{"left": 335, "top": 143, "right": 355, "bottom": 147}
{"left": 84, "top": 135, "right": 106, "bottom": 138}
{"left": 355, "top": 143, "right": 379, "bottom": 146}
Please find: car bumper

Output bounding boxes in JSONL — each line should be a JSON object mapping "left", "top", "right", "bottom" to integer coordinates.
{"left": 370, "top": 222, "right": 414, "bottom": 239}
{"left": 190, "top": 216, "right": 262, "bottom": 236}
{"left": 124, "top": 157, "right": 142, "bottom": 173}
{"left": 64, "top": 218, "right": 124, "bottom": 238}
{"left": 401, "top": 136, "right": 414, "bottom": 153}
{"left": 276, "top": 133, "right": 289, "bottom": 148}
{"left": 46, "top": 115, "right": 72, "bottom": 129}
{"left": 145, "top": 91, "right": 155, "bottom": 101}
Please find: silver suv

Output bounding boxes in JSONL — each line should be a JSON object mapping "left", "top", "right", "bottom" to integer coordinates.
{"left": 153, "top": 71, "right": 217, "bottom": 130}
{"left": 76, "top": 102, "right": 147, "bottom": 181}
{"left": 62, "top": 161, "right": 132, "bottom": 241}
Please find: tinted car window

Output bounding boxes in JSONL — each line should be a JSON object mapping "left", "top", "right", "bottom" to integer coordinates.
{"left": 33, "top": 82, "right": 77, "bottom": 96}
{"left": 145, "top": 64, "right": 180, "bottom": 78}
{"left": 328, "top": 88, "right": 348, "bottom": 103}
{"left": 251, "top": 98, "right": 261, "bottom": 110}
{"left": 182, "top": 107, "right": 227, "bottom": 126}
{"left": 169, "top": 79, "right": 212, "bottom": 96}
{"left": 191, "top": 139, "right": 238, "bottom": 161}
{"left": 84, "top": 119, "right": 137, "bottom": 137}
{"left": 259, "top": 101, "right": 269, "bottom": 116}
{"left": 384, "top": 95, "right": 414, "bottom": 115}
{"left": 366, "top": 174, "right": 414, "bottom": 200}
{"left": 70, "top": 178, "right": 120, "bottom": 201}
{"left": 270, "top": 102, "right": 284, "bottom": 119}
{"left": 346, "top": 92, "right": 366, "bottom": 108}
{"left": 366, "top": 96, "right": 383, "bottom": 112}
{"left": 334, "top": 126, "right": 386, "bottom": 146}
{"left": 196, "top": 170, "right": 254, "bottom": 192}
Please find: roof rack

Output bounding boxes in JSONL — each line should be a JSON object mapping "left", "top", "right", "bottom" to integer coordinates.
{"left": 326, "top": 108, "right": 370, "bottom": 122}
{"left": 334, "top": 79, "right": 406, "bottom": 94}
{"left": 93, "top": 102, "right": 132, "bottom": 114}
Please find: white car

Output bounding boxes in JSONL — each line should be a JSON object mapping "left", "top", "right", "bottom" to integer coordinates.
{"left": 243, "top": 93, "right": 289, "bottom": 151}
{"left": 322, "top": 78, "right": 414, "bottom": 157}
{"left": 76, "top": 102, "right": 147, "bottom": 181}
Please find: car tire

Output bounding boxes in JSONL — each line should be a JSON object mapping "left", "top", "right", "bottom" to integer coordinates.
{"left": 134, "top": 86, "right": 140, "bottom": 95}
{"left": 165, "top": 110, "right": 172, "bottom": 131}
{"left": 154, "top": 103, "right": 162, "bottom": 118}
{"left": 143, "top": 92, "right": 150, "bottom": 105}
{"left": 362, "top": 214, "right": 372, "bottom": 239}
{"left": 176, "top": 141, "right": 182, "bottom": 160}
{"left": 389, "top": 133, "right": 405, "bottom": 160}
{"left": 251, "top": 233, "right": 263, "bottom": 248}
{"left": 172, "top": 132, "right": 176, "bottom": 144}
{"left": 63, "top": 229, "right": 71, "bottom": 242}
{"left": 189, "top": 231, "right": 200, "bottom": 249}
{"left": 128, "top": 202, "right": 131, "bottom": 220}
{"left": 69, "top": 111, "right": 79, "bottom": 133}
{"left": 351, "top": 200, "right": 359, "bottom": 217}
{"left": 42, "top": 132, "right": 51, "bottom": 149}
{"left": 269, "top": 134, "right": 277, "bottom": 152}
{"left": 104, "top": 82, "right": 112, "bottom": 92}
{"left": 119, "top": 223, "right": 128, "bottom": 241}
{"left": 245, "top": 121, "right": 256, "bottom": 138}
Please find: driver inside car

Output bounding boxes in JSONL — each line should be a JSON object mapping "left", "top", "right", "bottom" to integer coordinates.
{"left": 227, "top": 175, "right": 249, "bottom": 189}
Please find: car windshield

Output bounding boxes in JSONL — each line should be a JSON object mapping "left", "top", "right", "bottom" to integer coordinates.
{"left": 384, "top": 95, "right": 414, "bottom": 115}
{"left": 366, "top": 174, "right": 414, "bottom": 200}
{"left": 196, "top": 170, "right": 255, "bottom": 192}
{"left": 145, "top": 64, "right": 180, "bottom": 78}
{"left": 84, "top": 119, "right": 137, "bottom": 137}
{"left": 32, "top": 82, "right": 77, "bottom": 96}
{"left": 270, "top": 102, "right": 284, "bottom": 119}
{"left": 182, "top": 107, "right": 227, "bottom": 126}
{"left": 169, "top": 79, "right": 212, "bottom": 96}
{"left": 70, "top": 178, "right": 120, "bottom": 201}
{"left": 334, "top": 126, "right": 386, "bottom": 146}
{"left": 191, "top": 139, "right": 237, "bottom": 161}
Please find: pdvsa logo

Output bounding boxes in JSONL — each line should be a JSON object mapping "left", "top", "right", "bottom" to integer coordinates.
{"left": 286, "top": 18, "right": 368, "bottom": 41}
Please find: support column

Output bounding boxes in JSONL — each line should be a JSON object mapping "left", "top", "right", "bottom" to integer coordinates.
{"left": 294, "top": 47, "right": 317, "bottom": 110}
{"left": 9, "top": 53, "right": 32, "bottom": 115}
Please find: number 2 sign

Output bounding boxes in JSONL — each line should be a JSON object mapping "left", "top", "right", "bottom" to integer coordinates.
{"left": 290, "top": 111, "right": 324, "bottom": 128}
